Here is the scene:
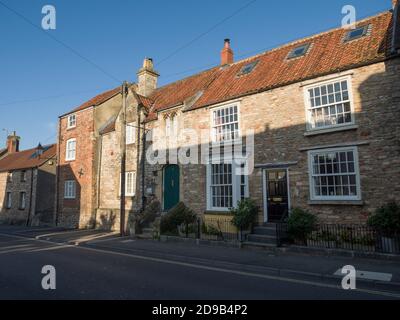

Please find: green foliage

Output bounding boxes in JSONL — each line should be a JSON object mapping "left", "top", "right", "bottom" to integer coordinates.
{"left": 367, "top": 202, "right": 400, "bottom": 236}
{"left": 160, "top": 202, "right": 197, "bottom": 235}
{"left": 202, "top": 222, "right": 223, "bottom": 237}
{"left": 133, "top": 200, "right": 161, "bottom": 228}
{"left": 287, "top": 208, "right": 318, "bottom": 242}
{"left": 230, "top": 198, "right": 258, "bottom": 230}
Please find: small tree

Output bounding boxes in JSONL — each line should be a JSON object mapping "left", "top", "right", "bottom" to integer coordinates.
{"left": 367, "top": 202, "right": 400, "bottom": 236}
{"left": 231, "top": 198, "right": 258, "bottom": 230}
{"left": 287, "top": 208, "right": 318, "bottom": 244}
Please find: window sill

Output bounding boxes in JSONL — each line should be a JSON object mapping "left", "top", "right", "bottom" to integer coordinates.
{"left": 66, "top": 127, "right": 76, "bottom": 131}
{"left": 308, "top": 200, "right": 364, "bottom": 206}
{"left": 304, "top": 124, "right": 358, "bottom": 137}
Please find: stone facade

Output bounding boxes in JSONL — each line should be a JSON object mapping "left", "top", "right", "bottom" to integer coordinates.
{"left": 0, "top": 162, "right": 56, "bottom": 225}
{"left": 96, "top": 92, "right": 146, "bottom": 231}
{"left": 142, "top": 59, "right": 400, "bottom": 224}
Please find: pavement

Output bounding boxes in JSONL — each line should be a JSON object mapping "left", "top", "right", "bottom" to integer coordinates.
{"left": 0, "top": 225, "right": 399, "bottom": 299}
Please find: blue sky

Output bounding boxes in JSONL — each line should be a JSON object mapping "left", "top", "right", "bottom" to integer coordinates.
{"left": 0, "top": 0, "right": 391, "bottom": 149}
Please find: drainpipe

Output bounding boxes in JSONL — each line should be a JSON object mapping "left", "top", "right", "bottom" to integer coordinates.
{"left": 141, "top": 113, "right": 147, "bottom": 212}
{"left": 26, "top": 167, "right": 35, "bottom": 226}
{"left": 96, "top": 135, "right": 103, "bottom": 213}
{"left": 54, "top": 118, "right": 61, "bottom": 226}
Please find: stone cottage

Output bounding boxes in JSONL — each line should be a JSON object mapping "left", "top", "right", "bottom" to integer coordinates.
{"left": 0, "top": 133, "right": 56, "bottom": 226}
{"left": 56, "top": 3, "right": 400, "bottom": 230}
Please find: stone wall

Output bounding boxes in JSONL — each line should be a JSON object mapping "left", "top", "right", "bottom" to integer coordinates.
{"left": 0, "top": 169, "right": 35, "bottom": 224}
{"left": 142, "top": 58, "right": 400, "bottom": 224}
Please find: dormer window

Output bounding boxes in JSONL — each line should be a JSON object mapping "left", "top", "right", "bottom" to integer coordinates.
{"left": 67, "top": 114, "right": 76, "bottom": 129}
{"left": 344, "top": 25, "right": 370, "bottom": 42}
{"left": 287, "top": 43, "right": 311, "bottom": 60}
{"left": 237, "top": 61, "right": 258, "bottom": 76}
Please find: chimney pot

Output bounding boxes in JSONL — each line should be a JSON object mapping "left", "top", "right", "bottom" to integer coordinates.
{"left": 6, "top": 131, "right": 20, "bottom": 154}
{"left": 221, "top": 38, "right": 234, "bottom": 65}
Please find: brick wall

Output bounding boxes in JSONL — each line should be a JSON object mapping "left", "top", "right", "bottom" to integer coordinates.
{"left": 57, "top": 107, "right": 96, "bottom": 228}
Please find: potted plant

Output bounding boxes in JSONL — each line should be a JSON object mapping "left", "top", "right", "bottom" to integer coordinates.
{"left": 367, "top": 202, "right": 400, "bottom": 253}
{"left": 230, "top": 198, "right": 258, "bottom": 241}
{"left": 286, "top": 208, "right": 317, "bottom": 246}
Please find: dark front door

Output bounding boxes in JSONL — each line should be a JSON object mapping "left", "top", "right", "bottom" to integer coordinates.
{"left": 163, "top": 165, "right": 180, "bottom": 211}
{"left": 266, "top": 170, "right": 289, "bottom": 222}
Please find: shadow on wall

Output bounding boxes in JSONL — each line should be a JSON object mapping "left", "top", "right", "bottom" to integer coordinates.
{"left": 56, "top": 163, "right": 82, "bottom": 228}
{"left": 31, "top": 168, "right": 56, "bottom": 226}
{"left": 139, "top": 55, "right": 400, "bottom": 224}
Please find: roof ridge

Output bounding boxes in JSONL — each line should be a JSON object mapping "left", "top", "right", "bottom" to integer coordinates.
{"left": 153, "top": 10, "right": 391, "bottom": 91}
{"left": 229, "top": 10, "right": 392, "bottom": 66}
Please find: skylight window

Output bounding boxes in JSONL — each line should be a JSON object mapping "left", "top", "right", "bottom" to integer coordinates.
{"left": 237, "top": 61, "right": 258, "bottom": 76}
{"left": 287, "top": 43, "right": 311, "bottom": 60}
{"left": 344, "top": 25, "right": 370, "bottom": 42}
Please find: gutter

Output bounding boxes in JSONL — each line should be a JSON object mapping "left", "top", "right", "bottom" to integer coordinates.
{"left": 392, "top": 4, "right": 400, "bottom": 53}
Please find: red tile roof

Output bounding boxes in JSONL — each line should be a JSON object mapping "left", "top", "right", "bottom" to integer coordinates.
{"left": 145, "top": 11, "right": 398, "bottom": 121}
{"left": 0, "top": 144, "right": 57, "bottom": 172}
{"left": 61, "top": 87, "right": 121, "bottom": 117}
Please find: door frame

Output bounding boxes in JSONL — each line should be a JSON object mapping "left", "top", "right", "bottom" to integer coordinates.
{"left": 162, "top": 164, "right": 180, "bottom": 211}
{"left": 262, "top": 168, "right": 291, "bottom": 223}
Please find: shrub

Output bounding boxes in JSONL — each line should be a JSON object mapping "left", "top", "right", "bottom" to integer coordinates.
{"left": 287, "top": 208, "right": 317, "bottom": 243}
{"left": 230, "top": 198, "right": 258, "bottom": 230}
{"left": 202, "top": 222, "right": 223, "bottom": 237}
{"left": 367, "top": 202, "right": 400, "bottom": 236}
{"left": 160, "top": 202, "right": 197, "bottom": 235}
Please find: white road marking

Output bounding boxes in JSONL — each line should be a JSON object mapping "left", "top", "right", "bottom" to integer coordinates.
{"left": 335, "top": 269, "right": 393, "bottom": 282}
{"left": 1, "top": 232, "right": 399, "bottom": 299}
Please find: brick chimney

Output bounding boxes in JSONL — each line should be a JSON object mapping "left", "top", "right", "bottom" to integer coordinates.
{"left": 221, "top": 39, "right": 234, "bottom": 65}
{"left": 6, "top": 131, "right": 20, "bottom": 153}
{"left": 137, "top": 58, "right": 159, "bottom": 97}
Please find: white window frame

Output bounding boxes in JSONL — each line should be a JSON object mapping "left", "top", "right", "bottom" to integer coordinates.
{"left": 65, "top": 138, "right": 76, "bottom": 161}
{"left": 120, "top": 171, "right": 136, "bottom": 197}
{"left": 6, "top": 192, "right": 12, "bottom": 209}
{"left": 67, "top": 114, "right": 76, "bottom": 129}
{"left": 308, "top": 146, "right": 361, "bottom": 201}
{"left": 126, "top": 122, "right": 136, "bottom": 145}
{"left": 64, "top": 180, "right": 76, "bottom": 199}
{"left": 206, "top": 157, "right": 249, "bottom": 212}
{"left": 303, "top": 76, "right": 355, "bottom": 132}
{"left": 19, "top": 192, "right": 26, "bottom": 210}
{"left": 210, "top": 103, "right": 241, "bottom": 144}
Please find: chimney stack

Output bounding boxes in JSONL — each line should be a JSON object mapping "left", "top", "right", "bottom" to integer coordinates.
{"left": 137, "top": 58, "right": 159, "bottom": 97}
{"left": 221, "top": 39, "right": 234, "bottom": 65}
{"left": 6, "top": 131, "right": 20, "bottom": 154}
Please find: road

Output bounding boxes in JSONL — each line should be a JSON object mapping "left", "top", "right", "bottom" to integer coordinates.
{"left": 0, "top": 230, "right": 398, "bottom": 300}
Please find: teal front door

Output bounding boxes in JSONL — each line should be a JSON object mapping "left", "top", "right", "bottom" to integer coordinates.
{"left": 163, "top": 165, "right": 180, "bottom": 211}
